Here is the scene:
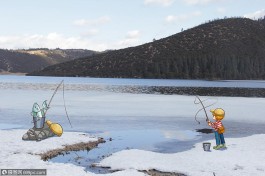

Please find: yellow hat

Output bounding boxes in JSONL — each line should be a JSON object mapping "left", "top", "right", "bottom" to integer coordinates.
{"left": 210, "top": 108, "right": 225, "bottom": 117}
{"left": 46, "top": 120, "right": 63, "bottom": 137}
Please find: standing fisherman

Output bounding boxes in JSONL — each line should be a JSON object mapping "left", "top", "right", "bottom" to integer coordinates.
{"left": 194, "top": 96, "right": 226, "bottom": 150}
{"left": 207, "top": 108, "right": 226, "bottom": 150}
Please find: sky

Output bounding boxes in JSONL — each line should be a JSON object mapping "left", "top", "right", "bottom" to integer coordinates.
{"left": 0, "top": 0, "right": 264, "bottom": 51}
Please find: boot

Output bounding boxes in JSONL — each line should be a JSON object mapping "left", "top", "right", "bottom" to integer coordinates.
{"left": 213, "top": 145, "right": 222, "bottom": 150}
{"left": 220, "top": 144, "right": 226, "bottom": 148}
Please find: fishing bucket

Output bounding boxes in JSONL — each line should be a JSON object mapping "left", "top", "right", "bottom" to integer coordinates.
{"left": 33, "top": 116, "right": 46, "bottom": 129}
{"left": 32, "top": 109, "right": 46, "bottom": 129}
{"left": 32, "top": 102, "right": 48, "bottom": 129}
{"left": 203, "top": 142, "right": 211, "bottom": 151}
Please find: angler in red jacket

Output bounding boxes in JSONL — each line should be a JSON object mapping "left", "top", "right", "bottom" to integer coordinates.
{"left": 208, "top": 108, "right": 226, "bottom": 150}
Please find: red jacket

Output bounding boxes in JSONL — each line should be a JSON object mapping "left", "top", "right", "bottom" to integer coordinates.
{"left": 209, "top": 120, "right": 223, "bottom": 131}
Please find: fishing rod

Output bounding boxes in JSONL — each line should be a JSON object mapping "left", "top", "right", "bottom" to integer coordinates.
{"left": 45, "top": 80, "right": 73, "bottom": 128}
{"left": 46, "top": 80, "right": 64, "bottom": 110}
{"left": 194, "top": 96, "right": 218, "bottom": 124}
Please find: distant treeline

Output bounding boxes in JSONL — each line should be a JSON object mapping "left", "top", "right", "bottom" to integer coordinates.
{"left": 30, "top": 17, "right": 265, "bottom": 80}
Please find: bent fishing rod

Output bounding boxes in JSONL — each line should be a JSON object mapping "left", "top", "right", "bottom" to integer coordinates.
{"left": 45, "top": 80, "right": 73, "bottom": 128}
{"left": 194, "top": 96, "right": 217, "bottom": 124}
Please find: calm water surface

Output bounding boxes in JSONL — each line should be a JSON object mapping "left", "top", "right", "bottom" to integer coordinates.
{"left": 1, "top": 75, "right": 265, "bottom": 88}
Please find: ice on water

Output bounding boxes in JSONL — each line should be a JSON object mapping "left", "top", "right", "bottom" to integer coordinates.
{"left": 1, "top": 75, "right": 265, "bottom": 176}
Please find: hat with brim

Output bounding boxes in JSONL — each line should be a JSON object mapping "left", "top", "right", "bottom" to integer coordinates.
{"left": 210, "top": 108, "right": 225, "bottom": 116}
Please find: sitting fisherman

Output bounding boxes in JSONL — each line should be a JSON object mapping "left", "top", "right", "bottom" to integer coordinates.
{"left": 22, "top": 101, "right": 63, "bottom": 141}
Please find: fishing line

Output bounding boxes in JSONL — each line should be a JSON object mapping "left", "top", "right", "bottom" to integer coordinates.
{"left": 62, "top": 81, "right": 73, "bottom": 128}
{"left": 194, "top": 96, "right": 218, "bottom": 124}
{"left": 45, "top": 80, "right": 73, "bottom": 128}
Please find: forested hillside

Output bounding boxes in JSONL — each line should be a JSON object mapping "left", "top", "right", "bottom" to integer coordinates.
{"left": 30, "top": 18, "right": 265, "bottom": 80}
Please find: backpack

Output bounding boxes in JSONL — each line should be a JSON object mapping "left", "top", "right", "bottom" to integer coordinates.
{"left": 217, "top": 126, "right": 225, "bottom": 134}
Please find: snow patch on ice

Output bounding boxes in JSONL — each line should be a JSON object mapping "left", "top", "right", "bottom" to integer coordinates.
{"left": 99, "top": 134, "right": 265, "bottom": 176}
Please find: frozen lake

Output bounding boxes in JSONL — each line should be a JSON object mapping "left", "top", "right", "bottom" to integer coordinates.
{"left": 1, "top": 75, "right": 264, "bottom": 132}
{"left": 1, "top": 75, "right": 265, "bottom": 88}
{"left": 1, "top": 75, "right": 265, "bottom": 173}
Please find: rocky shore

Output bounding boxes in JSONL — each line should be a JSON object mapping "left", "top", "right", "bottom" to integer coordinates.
{"left": 40, "top": 138, "right": 105, "bottom": 161}
{"left": 141, "top": 169, "right": 187, "bottom": 176}
{"left": 1, "top": 81, "right": 264, "bottom": 97}
{"left": 114, "top": 86, "right": 265, "bottom": 97}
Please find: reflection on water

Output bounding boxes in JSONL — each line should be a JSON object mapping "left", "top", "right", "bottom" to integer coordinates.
{"left": 163, "top": 130, "right": 199, "bottom": 141}
{"left": 49, "top": 119, "right": 265, "bottom": 174}
{"left": 50, "top": 129, "right": 200, "bottom": 174}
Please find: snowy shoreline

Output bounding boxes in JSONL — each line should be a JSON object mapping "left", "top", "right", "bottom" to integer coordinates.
{"left": 1, "top": 129, "right": 265, "bottom": 176}
{"left": 40, "top": 138, "right": 105, "bottom": 161}
{"left": 98, "top": 134, "right": 265, "bottom": 176}
{"left": 0, "top": 129, "right": 105, "bottom": 176}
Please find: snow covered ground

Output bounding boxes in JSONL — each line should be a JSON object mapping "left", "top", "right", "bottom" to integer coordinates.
{"left": 1, "top": 129, "right": 265, "bottom": 176}
{"left": 0, "top": 129, "right": 146, "bottom": 176}
{"left": 99, "top": 134, "right": 265, "bottom": 176}
{"left": 1, "top": 131, "right": 145, "bottom": 176}
{"left": 0, "top": 130, "right": 95, "bottom": 174}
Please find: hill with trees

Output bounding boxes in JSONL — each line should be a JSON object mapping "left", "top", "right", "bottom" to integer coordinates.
{"left": 29, "top": 18, "right": 265, "bottom": 80}
{"left": 0, "top": 48, "right": 97, "bottom": 74}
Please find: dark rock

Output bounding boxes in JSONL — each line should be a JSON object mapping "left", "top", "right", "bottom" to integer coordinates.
{"left": 22, "top": 123, "right": 55, "bottom": 141}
